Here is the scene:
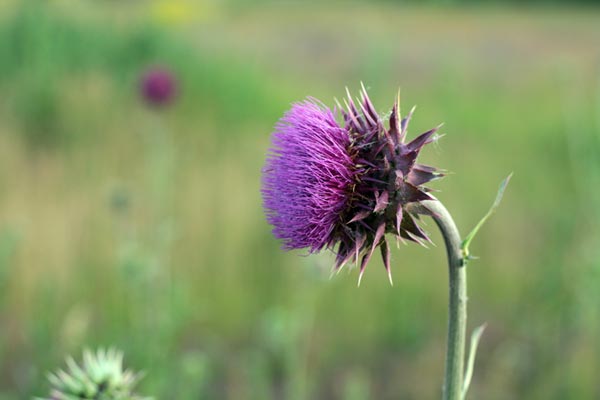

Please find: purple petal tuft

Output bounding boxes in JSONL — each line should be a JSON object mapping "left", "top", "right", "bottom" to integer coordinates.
{"left": 262, "top": 100, "right": 356, "bottom": 252}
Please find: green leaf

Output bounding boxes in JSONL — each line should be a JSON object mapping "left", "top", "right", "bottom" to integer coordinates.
{"left": 462, "top": 323, "right": 487, "bottom": 400}
{"left": 461, "top": 173, "right": 512, "bottom": 259}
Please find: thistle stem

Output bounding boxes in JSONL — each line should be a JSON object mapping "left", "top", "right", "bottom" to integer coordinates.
{"left": 422, "top": 199, "right": 466, "bottom": 400}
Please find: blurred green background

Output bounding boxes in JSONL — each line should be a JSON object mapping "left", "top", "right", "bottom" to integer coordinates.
{"left": 1, "top": 0, "right": 600, "bottom": 398}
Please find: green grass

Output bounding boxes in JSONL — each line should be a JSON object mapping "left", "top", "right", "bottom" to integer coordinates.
{"left": 0, "top": 1, "right": 599, "bottom": 399}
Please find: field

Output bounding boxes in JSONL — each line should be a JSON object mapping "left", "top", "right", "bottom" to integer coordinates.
{"left": 1, "top": 1, "right": 600, "bottom": 399}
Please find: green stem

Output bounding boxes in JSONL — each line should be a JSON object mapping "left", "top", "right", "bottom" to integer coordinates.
{"left": 422, "top": 199, "right": 467, "bottom": 400}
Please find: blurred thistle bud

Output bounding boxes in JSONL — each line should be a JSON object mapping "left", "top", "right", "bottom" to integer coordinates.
{"left": 262, "top": 84, "right": 443, "bottom": 285}
{"left": 38, "top": 348, "right": 151, "bottom": 400}
{"left": 140, "top": 67, "right": 177, "bottom": 107}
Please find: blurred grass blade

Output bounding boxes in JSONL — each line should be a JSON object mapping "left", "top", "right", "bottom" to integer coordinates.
{"left": 461, "top": 323, "right": 486, "bottom": 400}
{"left": 461, "top": 174, "right": 512, "bottom": 259}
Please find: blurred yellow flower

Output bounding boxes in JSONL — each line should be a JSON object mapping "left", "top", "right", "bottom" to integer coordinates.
{"left": 151, "top": 0, "right": 219, "bottom": 26}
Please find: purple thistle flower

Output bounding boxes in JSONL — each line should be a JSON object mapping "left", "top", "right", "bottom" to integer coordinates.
{"left": 140, "top": 67, "right": 177, "bottom": 107}
{"left": 262, "top": 84, "right": 443, "bottom": 285}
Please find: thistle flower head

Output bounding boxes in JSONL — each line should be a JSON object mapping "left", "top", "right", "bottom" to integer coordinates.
{"left": 39, "top": 348, "right": 150, "bottom": 400}
{"left": 262, "top": 84, "right": 443, "bottom": 284}
{"left": 140, "top": 67, "right": 177, "bottom": 107}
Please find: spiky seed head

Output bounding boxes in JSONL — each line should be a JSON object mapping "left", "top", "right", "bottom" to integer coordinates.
{"left": 262, "top": 85, "right": 444, "bottom": 284}
{"left": 37, "top": 348, "right": 151, "bottom": 400}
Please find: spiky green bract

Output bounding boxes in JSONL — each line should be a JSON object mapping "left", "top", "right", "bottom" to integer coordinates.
{"left": 36, "top": 348, "right": 151, "bottom": 400}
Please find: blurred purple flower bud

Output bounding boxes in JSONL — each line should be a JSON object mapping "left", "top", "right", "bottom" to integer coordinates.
{"left": 140, "top": 67, "right": 177, "bottom": 107}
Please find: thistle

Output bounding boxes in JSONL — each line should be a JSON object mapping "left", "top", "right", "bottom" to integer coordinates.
{"left": 262, "top": 84, "right": 510, "bottom": 400}
{"left": 38, "top": 348, "right": 150, "bottom": 400}
{"left": 262, "top": 83, "right": 442, "bottom": 285}
{"left": 140, "top": 67, "right": 177, "bottom": 107}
